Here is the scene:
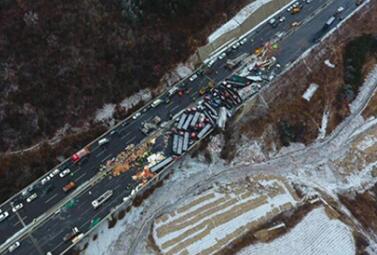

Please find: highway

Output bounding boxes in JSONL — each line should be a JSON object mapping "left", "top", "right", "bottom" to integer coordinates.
{"left": 0, "top": 0, "right": 361, "bottom": 254}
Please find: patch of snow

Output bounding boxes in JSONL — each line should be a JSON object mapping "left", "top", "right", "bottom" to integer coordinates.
{"left": 234, "top": 136, "right": 267, "bottom": 165}
{"left": 175, "top": 63, "right": 193, "bottom": 79}
{"left": 349, "top": 116, "right": 377, "bottom": 141}
{"left": 237, "top": 207, "right": 355, "bottom": 255}
{"left": 207, "top": 134, "right": 225, "bottom": 156}
{"left": 82, "top": 206, "right": 144, "bottom": 255}
{"left": 288, "top": 164, "right": 342, "bottom": 199}
{"left": 95, "top": 88, "right": 152, "bottom": 126}
{"left": 95, "top": 104, "right": 115, "bottom": 123}
{"left": 302, "top": 83, "right": 319, "bottom": 101}
{"left": 162, "top": 63, "right": 194, "bottom": 86}
{"left": 342, "top": 160, "right": 377, "bottom": 193}
{"left": 238, "top": 84, "right": 258, "bottom": 100}
{"left": 120, "top": 89, "right": 152, "bottom": 111}
{"left": 324, "top": 59, "right": 336, "bottom": 68}
{"left": 356, "top": 134, "right": 377, "bottom": 151}
{"left": 317, "top": 110, "right": 329, "bottom": 140}
{"left": 350, "top": 65, "right": 377, "bottom": 114}
{"left": 208, "top": 0, "right": 275, "bottom": 43}
{"left": 276, "top": 143, "right": 306, "bottom": 157}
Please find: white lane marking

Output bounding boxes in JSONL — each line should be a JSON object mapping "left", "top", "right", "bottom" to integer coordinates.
{"left": 45, "top": 193, "right": 59, "bottom": 204}
{"left": 13, "top": 216, "right": 27, "bottom": 227}
{"left": 100, "top": 154, "right": 112, "bottom": 163}
{"left": 170, "top": 104, "right": 181, "bottom": 113}
{"left": 74, "top": 172, "right": 87, "bottom": 182}
{"left": 95, "top": 149, "right": 106, "bottom": 158}
{"left": 128, "top": 136, "right": 138, "bottom": 144}
{"left": 121, "top": 132, "right": 134, "bottom": 140}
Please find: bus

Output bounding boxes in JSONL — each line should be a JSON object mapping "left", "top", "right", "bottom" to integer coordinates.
{"left": 92, "top": 190, "right": 113, "bottom": 209}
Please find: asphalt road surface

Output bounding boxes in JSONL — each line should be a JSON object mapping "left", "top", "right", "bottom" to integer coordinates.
{"left": 0, "top": 0, "right": 361, "bottom": 254}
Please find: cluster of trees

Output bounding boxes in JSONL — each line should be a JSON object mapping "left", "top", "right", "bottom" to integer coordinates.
{"left": 0, "top": 0, "right": 247, "bottom": 199}
{"left": 339, "top": 34, "right": 377, "bottom": 102}
{"left": 120, "top": 0, "right": 198, "bottom": 22}
{"left": 0, "top": 0, "right": 245, "bottom": 152}
{"left": 277, "top": 120, "right": 305, "bottom": 147}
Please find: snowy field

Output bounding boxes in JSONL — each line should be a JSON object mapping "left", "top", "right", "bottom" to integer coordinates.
{"left": 237, "top": 206, "right": 356, "bottom": 255}
{"left": 151, "top": 176, "right": 298, "bottom": 255}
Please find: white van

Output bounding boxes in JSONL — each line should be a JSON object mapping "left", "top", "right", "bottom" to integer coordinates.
{"left": 98, "top": 138, "right": 109, "bottom": 146}
{"left": 151, "top": 99, "right": 163, "bottom": 108}
{"left": 168, "top": 87, "right": 179, "bottom": 96}
{"left": 8, "top": 241, "right": 20, "bottom": 252}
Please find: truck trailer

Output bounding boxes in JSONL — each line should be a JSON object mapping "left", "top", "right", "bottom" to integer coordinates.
{"left": 197, "top": 124, "right": 212, "bottom": 139}
{"left": 150, "top": 157, "right": 174, "bottom": 173}
{"left": 71, "top": 147, "right": 90, "bottom": 163}
{"left": 63, "top": 181, "right": 76, "bottom": 192}
{"left": 92, "top": 190, "right": 113, "bottom": 209}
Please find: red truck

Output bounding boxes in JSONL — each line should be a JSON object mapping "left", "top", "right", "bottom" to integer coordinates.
{"left": 71, "top": 147, "right": 90, "bottom": 163}
{"left": 63, "top": 181, "right": 76, "bottom": 192}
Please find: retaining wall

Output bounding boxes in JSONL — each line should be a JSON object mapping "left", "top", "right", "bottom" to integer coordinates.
{"left": 196, "top": 0, "right": 293, "bottom": 63}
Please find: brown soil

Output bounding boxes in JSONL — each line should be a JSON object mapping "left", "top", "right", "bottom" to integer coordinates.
{"left": 148, "top": 223, "right": 163, "bottom": 255}
{"left": 117, "top": 209, "right": 126, "bottom": 220}
{"left": 64, "top": 249, "right": 81, "bottom": 255}
{"left": 337, "top": 185, "right": 377, "bottom": 254}
{"left": 339, "top": 183, "right": 377, "bottom": 234}
{"left": 220, "top": 122, "right": 241, "bottom": 161}
{"left": 235, "top": 1, "right": 377, "bottom": 152}
{"left": 353, "top": 230, "right": 370, "bottom": 255}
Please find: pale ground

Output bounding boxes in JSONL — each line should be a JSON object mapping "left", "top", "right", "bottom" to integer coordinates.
{"left": 82, "top": 65, "right": 377, "bottom": 255}
{"left": 95, "top": 89, "right": 152, "bottom": 126}
{"left": 208, "top": 0, "right": 275, "bottom": 43}
{"left": 162, "top": 64, "right": 194, "bottom": 87}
